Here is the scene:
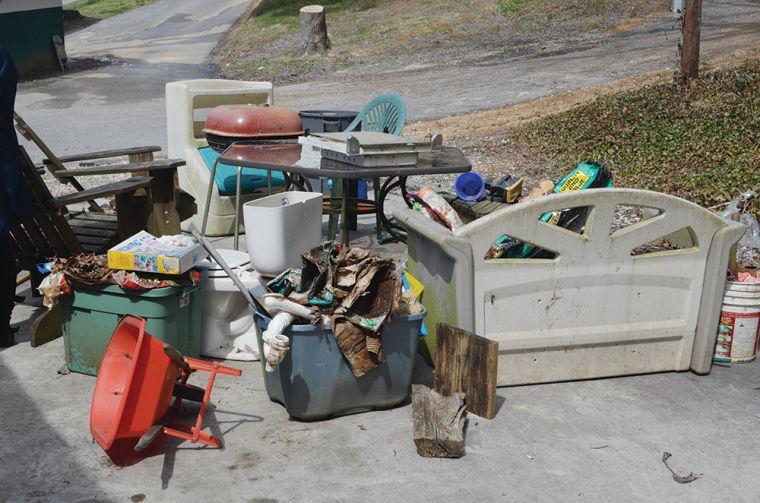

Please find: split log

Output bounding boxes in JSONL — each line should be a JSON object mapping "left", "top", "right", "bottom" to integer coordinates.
{"left": 435, "top": 324, "right": 499, "bottom": 419}
{"left": 412, "top": 385, "right": 467, "bottom": 458}
{"left": 299, "top": 5, "right": 330, "bottom": 54}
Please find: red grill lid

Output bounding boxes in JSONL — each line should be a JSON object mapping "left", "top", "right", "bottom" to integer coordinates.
{"left": 203, "top": 105, "right": 304, "bottom": 138}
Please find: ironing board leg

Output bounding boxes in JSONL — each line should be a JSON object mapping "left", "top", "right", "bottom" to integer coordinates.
{"left": 200, "top": 158, "right": 220, "bottom": 236}
{"left": 234, "top": 165, "right": 242, "bottom": 250}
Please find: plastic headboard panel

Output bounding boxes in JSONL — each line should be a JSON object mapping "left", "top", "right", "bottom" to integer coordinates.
{"left": 395, "top": 189, "right": 745, "bottom": 385}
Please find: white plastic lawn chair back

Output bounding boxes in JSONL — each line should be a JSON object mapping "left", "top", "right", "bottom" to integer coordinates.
{"left": 165, "top": 79, "right": 274, "bottom": 235}
{"left": 396, "top": 189, "right": 745, "bottom": 386}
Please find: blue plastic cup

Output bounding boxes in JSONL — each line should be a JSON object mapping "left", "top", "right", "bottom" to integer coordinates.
{"left": 455, "top": 172, "right": 485, "bottom": 202}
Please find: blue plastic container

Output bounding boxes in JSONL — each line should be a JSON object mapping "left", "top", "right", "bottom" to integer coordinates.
{"left": 455, "top": 172, "right": 485, "bottom": 201}
{"left": 252, "top": 306, "right": 426, "bottom": 420}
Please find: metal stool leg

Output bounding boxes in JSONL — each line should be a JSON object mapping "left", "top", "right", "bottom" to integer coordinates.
{"left": 234, "top": 165, "right": 242, "bottom": 250}
{"left": 200, "top": 158, "right": 219, "bottom": 236}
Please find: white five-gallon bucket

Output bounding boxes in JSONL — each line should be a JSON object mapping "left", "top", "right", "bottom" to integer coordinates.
{"left": 714, "top": 281, "right": 760, "bottom": 363}
{"left": 243, "top": 191, "right": 323, "bottom": 277}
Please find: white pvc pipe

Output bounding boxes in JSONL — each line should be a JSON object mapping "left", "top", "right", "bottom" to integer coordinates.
{"left": 257, "top": 294, "right": 315, "bottom": 372}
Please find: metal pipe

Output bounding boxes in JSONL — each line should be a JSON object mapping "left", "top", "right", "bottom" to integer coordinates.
{"left": 234, "top": 165, "right": 242, "bottom": 250}
{"left": 200, "top": 157, "right": 220, "bottom": 236}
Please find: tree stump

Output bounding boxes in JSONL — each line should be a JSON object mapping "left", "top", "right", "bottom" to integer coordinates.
{"left": 299, "top": 5, "right": 330, "bottom": 54}
{"left": 411, "top": 385, "right": 467, "bottom": 458}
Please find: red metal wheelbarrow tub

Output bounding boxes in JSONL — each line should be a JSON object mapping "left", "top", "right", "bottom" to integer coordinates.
{"left": 90, "top": 314, "right": 241, "bottom": 456}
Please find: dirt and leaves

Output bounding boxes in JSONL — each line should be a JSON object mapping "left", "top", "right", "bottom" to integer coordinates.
{"left": 506, "top": 61, "right": 759, "bottom": 207}
{"left": 213, "top": 0, "right": 668, "bottom": 84}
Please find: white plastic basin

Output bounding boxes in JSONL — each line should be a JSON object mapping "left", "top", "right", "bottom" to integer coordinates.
{"left": 243, "top": 191, "right": 323, "bottom": 277}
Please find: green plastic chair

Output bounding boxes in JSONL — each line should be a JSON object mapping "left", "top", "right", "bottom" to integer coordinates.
{"left": 328, "top": 92, "right": 407, "bottom": 241}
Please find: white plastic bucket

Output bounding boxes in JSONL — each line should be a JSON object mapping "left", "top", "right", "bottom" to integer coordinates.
{"left": 714, "top": 281, "right": 760, "bottom": 363}
{"left": 243, "top": 191, "right": 323, "bottom": 277}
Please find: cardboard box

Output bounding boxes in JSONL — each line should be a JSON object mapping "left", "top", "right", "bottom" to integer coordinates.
{"left": 107, "top": 231, "right": 204, "bottom": 275}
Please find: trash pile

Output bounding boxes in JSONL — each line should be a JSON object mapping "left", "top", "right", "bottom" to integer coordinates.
{"left": 37, "top": 251, "right": 201, "bottom": 308}
{"left": 406, "top": 161, "right": 614, "bottom": 259}
{"left": 718, "top": 191, "right": 759, "bottom": 283}
{"left": 263, "top": 241, "right": 405, "bottom": 377}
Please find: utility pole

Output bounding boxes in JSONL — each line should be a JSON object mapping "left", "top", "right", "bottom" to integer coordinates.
{"left": 680, "top": 0, "right": 703, "bottom": 81}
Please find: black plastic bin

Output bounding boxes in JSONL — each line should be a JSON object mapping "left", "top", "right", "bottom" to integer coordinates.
{"left": 298, "top": 110, "right": 359, "bottom": 134}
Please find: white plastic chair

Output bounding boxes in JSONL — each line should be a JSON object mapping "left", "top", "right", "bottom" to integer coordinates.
{"left": 166, "top": 79, "right": 274, "bottom": 238}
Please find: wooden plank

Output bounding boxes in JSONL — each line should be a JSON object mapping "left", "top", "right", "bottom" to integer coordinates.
{"left": 30, "top": 303, "right": 63, "bottom": 348}
{"left": 72, "top": 226, "right": 118, "bottom": 239}
{"left": 32, "top": 213, "right": 69, "bottom": 257}
{"left": 81, "top": 243, "right": 104, "bottom": 252}
{"left": 127, "top": 151, "right": 154, "bottom": 164}
{"left": 49, "top": 145, "right": 161, "bottom": 164}
{"left": 17, "top": 220, "right": 53, "bottom": 258}
{"left": 70, "top": 212, "right": 119, "bottom": 223}
{"left": 115, "top": 192, "right": 150, "bottom": 239}
{"left": 176, "top": 188, "right": 197, "bottom": 222}
{"left": 55, "top": 159, "right": 185, "bottom": 178}
{"left": 14, "top": 116, "right": 103, "bottom": 212}
{"left": 68, "top": 218, "right": 120, "bottom": 231}
{"left": 411, "top": 385, "right": 466, "bottom": 458}
{"left": 16, "top": 271, "right": 31, "bottom": 287}
{"left": 146, "top": 169, "right": 180, "bottom": 236}
{"left": 75, "top": 235, "right": 112, "bottom": 246}
{"left": 18, "top": 147, "right": 84, "bottom": 254}
{"left": 435, "top": 324, "right": 499, "bottom": 420}
{"left": 52, "top": 176, "right": 152, "bottom": 208}
{"left": 9, "top": 225, "right": 36, "bottom": 257}
{"left": 51, "top": 210, "right": 84, "bottom": 254}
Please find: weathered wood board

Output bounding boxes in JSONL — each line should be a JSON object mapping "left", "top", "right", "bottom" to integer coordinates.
{"left": 435, "top": 323, "right": 499, "bottom": 419}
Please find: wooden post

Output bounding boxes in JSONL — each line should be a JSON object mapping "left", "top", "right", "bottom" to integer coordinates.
{"left": 411, "top": 385, "right": 467, "bottom": 458}
{"left": 299, "top": 5, "right": 330, "bottom": 54}
{"left": 680, "top": 0, "right": 703, "bottom": 82}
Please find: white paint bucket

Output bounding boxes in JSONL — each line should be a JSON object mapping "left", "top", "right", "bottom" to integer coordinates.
{"left": 714, "top": 281, "right": 760, "bottom": 363}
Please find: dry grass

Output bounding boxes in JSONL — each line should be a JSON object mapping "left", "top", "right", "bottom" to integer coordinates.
{"left": 65, "top": 0, "right": 158, "bottom": 19}
{"left": 213, "top": 0, "right": 669, "bottom": 84}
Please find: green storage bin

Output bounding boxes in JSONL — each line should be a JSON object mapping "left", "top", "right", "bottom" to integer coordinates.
{"left": 61, "top": 280, "right": 204, "bottom": 376}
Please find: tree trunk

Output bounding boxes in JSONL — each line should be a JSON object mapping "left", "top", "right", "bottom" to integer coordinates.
{"left": 299, "top": 5, "right": 330, "bottom": 55}
{"left": 680, "top": 0, "right": 703, "bottom": 82}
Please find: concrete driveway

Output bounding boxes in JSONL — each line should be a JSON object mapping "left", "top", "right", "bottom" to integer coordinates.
{"left": 4, "top": 2, "right": 760, "bottom": 501}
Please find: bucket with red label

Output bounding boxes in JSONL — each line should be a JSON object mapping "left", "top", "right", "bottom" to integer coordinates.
{"left": 714, "top": 281, "right": 760, "bottom": 363}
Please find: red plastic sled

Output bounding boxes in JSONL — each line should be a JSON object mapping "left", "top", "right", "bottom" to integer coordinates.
{"left": 90, "top": 314, "right": 241, "bottom": 456}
